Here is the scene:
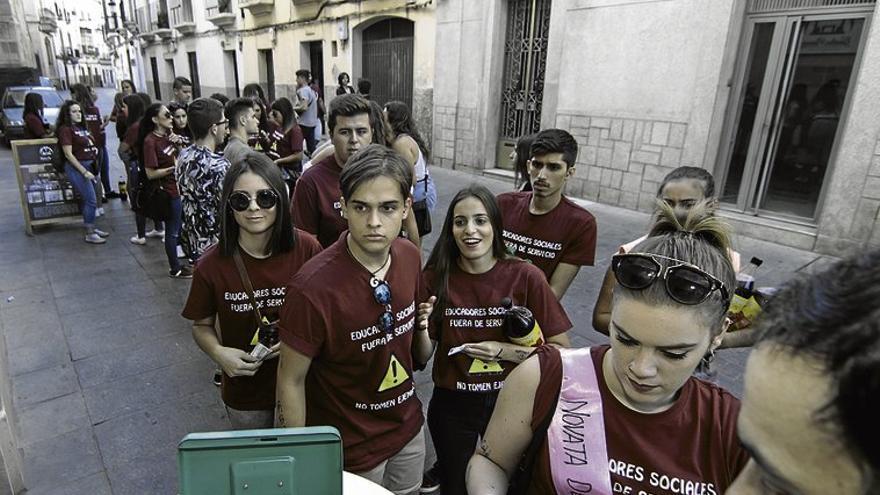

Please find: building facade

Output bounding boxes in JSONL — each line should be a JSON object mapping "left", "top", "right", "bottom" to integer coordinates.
{"left": 0, "top": 0, "right": 118, "bottom": 90}
{"left": 129, "top": 0, "right": 435, "bottom": 134}
{"left": 0, "top": 0, "right": 39, "bottom": 86}
{"left": 433, "top": 0, "right": 880, "bottom": 255}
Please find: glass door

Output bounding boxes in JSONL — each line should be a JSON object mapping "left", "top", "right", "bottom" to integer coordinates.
{"left": 718, "top": 13, "right": 869, "bottom": 221}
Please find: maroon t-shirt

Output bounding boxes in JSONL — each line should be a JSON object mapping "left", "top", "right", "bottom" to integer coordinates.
{"left": 83, "top": 105, "right": 106, "bottom": 147}
{"left": 496, "top": 192, "right": 597, "bottom": 280}
{"left": 123, "top": 122, "right": 140, "bottom": 149}
{"left": 181, "top": 232, "right": 322, "bottom": 410}
{"left": 275, "top": 124, "right": 304, "bottom": 160}
{"left": 57, "top": 125, "right": 98, "bottom": 161}
{"left": 424, "top": 259, "right": 570, "bottom": 393}
{"left": 279, "top": 236, "right": 425, "bottom": 472}
{"left": 24, "top": 113, "right": 46, "bottom": 139}
{"left": 526, "top": 346, "right": 748, "bottom": 495}
{"left": 143, "top": 132, "right": 179, "bottom": 197}
{"left": 291, "top": 153, "right": 346, "bottom": 248}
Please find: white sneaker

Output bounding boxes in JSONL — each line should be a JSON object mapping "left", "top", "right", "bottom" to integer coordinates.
{"left": 130, "top": 236, "right": 146, "bottom": 245}
{"left": 96, "top": 207, "right": 105, "bottom": 217}
{"left": 84, "top": 233, "right": 106, "bottom": 244}
{"left": 145, "top": 229, "right": 165, "bottom": 239}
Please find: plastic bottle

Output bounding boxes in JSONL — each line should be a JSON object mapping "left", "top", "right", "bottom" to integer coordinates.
{"left": 729, "top": 257, "right": 765, "bottom": 330}
{"left": 500, "top": 297, "right": 545, "bottom": 347}
{"left": 735, "top": 257, "right": 763, "bottom": 295}
{"left": 118, "top": 176, "right": 128, "bottom": 201}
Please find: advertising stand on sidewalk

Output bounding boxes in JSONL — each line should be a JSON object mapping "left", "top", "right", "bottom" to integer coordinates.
{"left": 10, "top": 138, "right": 82, "bottom": 235}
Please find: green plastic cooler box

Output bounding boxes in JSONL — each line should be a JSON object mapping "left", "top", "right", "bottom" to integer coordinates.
{"left": 178, "top": 426, "right": 343, "bottom": 494}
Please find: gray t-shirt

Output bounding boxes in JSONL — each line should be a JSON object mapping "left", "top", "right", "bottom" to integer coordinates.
{"left": 296, "top": 86, "right": 320, "bottom": 127}
{"left": 223, "top": 136, "right": 251, "bottom": 167}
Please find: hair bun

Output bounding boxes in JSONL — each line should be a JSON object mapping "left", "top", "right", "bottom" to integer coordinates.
{"left": 648, "top": 199, "right": 732, "bottom": 253}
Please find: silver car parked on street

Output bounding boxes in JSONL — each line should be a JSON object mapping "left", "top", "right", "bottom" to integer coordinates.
{"left": 0, "top": 86, "right": 65, "bottom": 145}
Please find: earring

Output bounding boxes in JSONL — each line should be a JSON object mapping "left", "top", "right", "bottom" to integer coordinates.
{"left": 701, "top": 349, "right": 716, "bottom": 367}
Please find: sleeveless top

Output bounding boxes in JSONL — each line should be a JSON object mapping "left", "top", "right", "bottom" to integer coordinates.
{"left": 415, "top": 148, "right": 428, "bottom": 183}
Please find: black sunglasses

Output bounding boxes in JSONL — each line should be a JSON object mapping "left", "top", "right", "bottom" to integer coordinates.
{"left": 228, "top": 189, "right": 279, "bottom": 212}
{"left": 371, "top": 278, "right": 395, "bottom": 336}
{"left": 612, "top": 253, "right": 729, "bottom": 305}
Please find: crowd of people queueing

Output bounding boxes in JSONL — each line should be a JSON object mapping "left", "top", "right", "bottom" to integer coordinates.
{"left": 25, "top": 73, "right": 880, "bottom": 495}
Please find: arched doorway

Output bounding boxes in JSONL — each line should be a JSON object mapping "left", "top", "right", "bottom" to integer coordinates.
{"left": 361, "top": 18, "right": 414, "bottom": 109}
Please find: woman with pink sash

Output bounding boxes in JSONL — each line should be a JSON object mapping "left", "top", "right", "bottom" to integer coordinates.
{"left": 466, "top": 202, "right": 749, "bottom": 495}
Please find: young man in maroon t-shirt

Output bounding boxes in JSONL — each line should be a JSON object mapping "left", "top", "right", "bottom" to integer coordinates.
{"left": 496, "top": 128, "right": 597, "bottom": 299}
{"left": 290, "top": 94, "right": 372, "bottom": 248}
{"left": 278, "top": 145, "right": 433, "bottom": 494}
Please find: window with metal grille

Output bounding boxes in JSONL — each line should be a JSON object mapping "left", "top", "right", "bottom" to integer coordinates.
{"left": 749, "top": 0, "right": 875, "bottom": 13}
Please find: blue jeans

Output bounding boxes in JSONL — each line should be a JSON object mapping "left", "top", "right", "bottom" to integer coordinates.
{"left": 98, "top": 145, "right": 112, "bottom": 193}
{"left": 65, "top": 161, "right": 97, "bottom": 228}
{"left": 164, "top": 196, "right": 183, "bottom": 272}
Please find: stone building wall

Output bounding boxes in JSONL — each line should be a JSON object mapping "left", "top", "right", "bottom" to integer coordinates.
{"left": 554, "top": 114, "right": 687, "bottom": 212}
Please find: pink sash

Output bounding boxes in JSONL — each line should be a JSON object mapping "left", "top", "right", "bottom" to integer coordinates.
{"left": 547, "top": 348, "right": 612, "bottom": 495}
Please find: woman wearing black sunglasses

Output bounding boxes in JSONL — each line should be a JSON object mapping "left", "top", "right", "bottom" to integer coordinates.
{"left": 466, "top": 202, "right": 748, "bottom": 495}
{"left": 182, "top": 153, "right": 321, "bottom": 429}
{"left": 419, "top": 185, "right": 571, "bottom": 495}
{"left": 138, "top": 103, "right": 190, "bottom": 278}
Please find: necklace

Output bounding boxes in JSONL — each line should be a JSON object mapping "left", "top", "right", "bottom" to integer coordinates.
{"left": 345, "top": 240, "right": 391, "bottom": 285}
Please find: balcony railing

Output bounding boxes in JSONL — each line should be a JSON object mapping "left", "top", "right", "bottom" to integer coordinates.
{"left": 206, "top": 0, "right": 235, "bottom": 28}
{"left": 171, "top": 3, "right": 195, "bottom": 35}
{"left": 39, "top": 8, "right": 58, "bottom": 34}
{"left": 170, "top": 4, "right": 193, "bottom": 24}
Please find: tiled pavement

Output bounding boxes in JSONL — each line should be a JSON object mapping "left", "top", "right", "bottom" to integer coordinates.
{"left": 0, "top": 106, "right": 834, "bottom": 493}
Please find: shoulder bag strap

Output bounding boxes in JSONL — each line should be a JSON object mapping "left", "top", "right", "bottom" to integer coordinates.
{"left": 232, "top": 249, "right": 264, "bottom": 325}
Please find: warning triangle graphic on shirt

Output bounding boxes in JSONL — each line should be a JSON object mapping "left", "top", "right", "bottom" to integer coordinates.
{"left": 468, "top": 358, "right": 504, "bottom": 375}
{"left": 249, "top": 316, "right": 272, "bottom": 346}
{"left": 377, "top": 354, "right": 410, "bottom": 392}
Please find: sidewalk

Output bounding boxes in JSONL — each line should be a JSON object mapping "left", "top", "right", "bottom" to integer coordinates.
{"left": 0, "top": 138, "right": 834, "bottom": 493}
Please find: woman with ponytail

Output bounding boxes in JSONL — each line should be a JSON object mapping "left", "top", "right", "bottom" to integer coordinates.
{"left": 465, "top": 201, "right": 748, "bottom": 495}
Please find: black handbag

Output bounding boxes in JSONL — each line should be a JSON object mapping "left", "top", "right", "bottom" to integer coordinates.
{"left": 136, "top": 180, "right": 171, "bottom": 221}
{"left": 413, "top": 199, "right": 432, "bottom": 236}
{"left": 413, "top": 175, "right": 432, "bottom": 236}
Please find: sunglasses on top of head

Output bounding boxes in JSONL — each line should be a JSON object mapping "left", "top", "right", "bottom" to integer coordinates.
{"left": 611, "top": 253, "right": 729, "bottom": 306}
{"left": 228, "top": 189, "right": 279, "bottom": 212}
